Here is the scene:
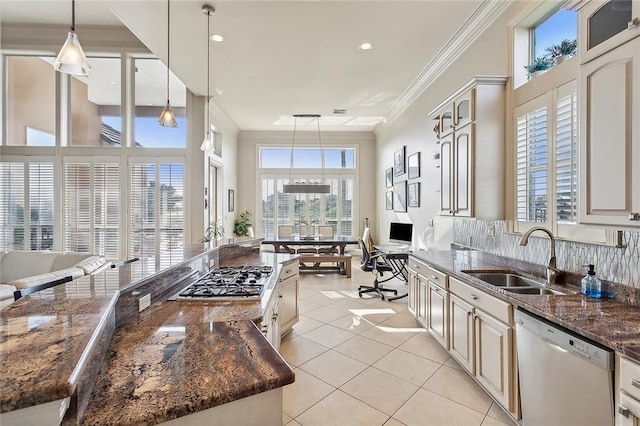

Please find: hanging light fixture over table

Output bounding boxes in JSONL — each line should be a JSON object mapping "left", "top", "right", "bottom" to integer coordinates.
{"left": 200, "top": 4, "right": 215, "bottom": 152}
{"left": 54, "top": 0, "right": 91, "bottom": 76}
{"left": 158, "top": 0, "right": 178, "bottom": 127}
{"left": 283, "top": 114, "right": 331, "bottom": 194}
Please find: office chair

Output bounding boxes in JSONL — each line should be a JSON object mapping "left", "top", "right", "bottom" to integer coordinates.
{"left": 358, "top": 238, "right": 398, "bottom": 300}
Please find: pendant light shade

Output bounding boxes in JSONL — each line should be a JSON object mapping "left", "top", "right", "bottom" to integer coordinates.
{"left": 200, "top": 5, "right": 216, "bottom": 152}
{"left": 283, "top": 114, "right": 331, "bottom": 194}
{"left": 159, "top": 0, "right": 177, "bottom": 128}
{"left": 54, "top": 0, "right": 91, "bottom": 76}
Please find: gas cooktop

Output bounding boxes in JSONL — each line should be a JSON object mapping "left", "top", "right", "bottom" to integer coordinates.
{"left": 176, "top": 265, "right": 273, "bottom": 301}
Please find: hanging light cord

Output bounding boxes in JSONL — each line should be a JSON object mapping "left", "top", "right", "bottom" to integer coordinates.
{"left": 288, "top": 116, "right": 298, "bottom": 184}
{"left": 316, "top": 116, "right": 325, "bottom": 184}
{"left": 71, "top": 0, "right": 76, "bottom": 31}
{"left": 166, "top": 0, "right": 171, "bottom": 105}
{"left": 206, "top": 8, "right": 210, "bottom": 136}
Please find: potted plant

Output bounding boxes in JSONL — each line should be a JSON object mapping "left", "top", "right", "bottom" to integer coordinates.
{"left": 524, "top": 56, "right": 553, "bottom": 79}
{"left": 546, "top": 39, "right": 577, "bottom": 65}
{"left": 201, "top": 219, "right": 225, "bottom": 242}
{"left": 233, "top": 210, "right": 253, "bottom": 237}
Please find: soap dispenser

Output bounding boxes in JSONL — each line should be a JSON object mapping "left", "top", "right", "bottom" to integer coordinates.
{"left": 581, "top": 264, "right": 602, "bottom": 299}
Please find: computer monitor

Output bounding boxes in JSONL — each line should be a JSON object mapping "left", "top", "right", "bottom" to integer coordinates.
{"left": 389, "top": 222, "right": 413, "bottom": 246}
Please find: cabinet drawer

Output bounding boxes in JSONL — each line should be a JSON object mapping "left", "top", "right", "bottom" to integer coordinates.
{"left": 426, "top": 265, "right": 448, "bottom": 288}
{"left": 620, "top": 356, "right": 640, "bottom": 401}
{"left": 449, "top": 277, "right": 512, "bottom": 324}
{"left": 408, "top": 256, "right": 429, "bottom": 275}
{"left": 279, "top": 262, "right": 299, "bottom": 281}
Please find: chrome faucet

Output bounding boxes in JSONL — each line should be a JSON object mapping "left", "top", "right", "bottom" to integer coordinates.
{"left": 519, "top": 226, "right": 560, "bottom": 284}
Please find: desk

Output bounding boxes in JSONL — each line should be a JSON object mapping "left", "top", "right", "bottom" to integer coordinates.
{"left": 373, "top": 244, "right": 409, "bottom": 301}
{"left": 261, "top": 236, "right": 357, "bottom": 255}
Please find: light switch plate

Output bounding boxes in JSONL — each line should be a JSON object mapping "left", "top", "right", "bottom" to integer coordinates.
{"left": 139, "top": 294, "right": 151, "bottom": 312}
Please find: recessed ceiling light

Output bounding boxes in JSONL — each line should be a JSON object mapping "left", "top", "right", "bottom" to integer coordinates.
{"left": 210, "top": 34, "right": 225, "bottom": 43}
{"left": 359, "top": 42, "right": 373, "bottom": 51}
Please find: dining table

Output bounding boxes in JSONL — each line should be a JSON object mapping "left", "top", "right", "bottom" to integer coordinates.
{"left": 261, "top": 235, "right": 358, "bottom": 255}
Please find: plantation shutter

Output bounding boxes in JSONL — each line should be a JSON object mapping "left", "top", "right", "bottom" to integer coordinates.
{"left": 28, "top": 163, "right": 55, "bottom": 251}
{"left": 0, "top": 163, "right": 25, "bottom": 251}
{"left": 555, "top": 91, "right": 578, "bottom": 223}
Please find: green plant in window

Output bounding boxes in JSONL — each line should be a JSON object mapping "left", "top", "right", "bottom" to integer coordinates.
{"left": 233, "top": 210, "right": 252, "bottom": 237}
{"left": 201, "top": 219, "right": 225, "bottom": 242}
{"left": 545, "top": 39, "right": 577, "bottom": 59}
{"left": 524, "top": 56, "right": 553, "bottom": 77}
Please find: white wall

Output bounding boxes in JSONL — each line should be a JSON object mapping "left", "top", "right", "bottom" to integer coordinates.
{"left": 374, "top": 2, "right": 528, "bottom": 249}
{"left": 237, "top": 130, "right": 376, "bottom": 238}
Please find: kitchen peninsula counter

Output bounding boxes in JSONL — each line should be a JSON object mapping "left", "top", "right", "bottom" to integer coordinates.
{"left": 0, "top": 240, "right": 297, "bottom": 425}
{"left": 410, "top": 248, "right": 640, "bottom": 361}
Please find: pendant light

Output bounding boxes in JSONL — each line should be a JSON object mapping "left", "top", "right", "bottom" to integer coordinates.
{"left": 283, "top": 114, "right": 331, "bottom": 194}
{"left": 158, "top": 0, "right": 178, "bottom": 127}
{"left": 54, "top": 0, "right": 91, "bottom": 76}
{"left": 200, "top": 5, "right": 215, "bottom": 152}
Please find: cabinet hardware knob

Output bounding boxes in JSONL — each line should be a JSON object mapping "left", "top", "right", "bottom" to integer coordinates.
{"left": 431, "top": 275, "right": 438, "bottom": 280}
{"left": 414, "top": 265, "right": 419, "bottom": 269}
{"left": 470, "top": 294, "right": 479, "bottom": 300}
{"left": 618, "top": 404, "right": 630, "bottom": 418}
{"left": 628, "top": 17, "right": 639, "bottom": 30}
{"left": 272, "top": 313, "right": 278, "bottom": 320}
{"left": 631, "top": 378, "right": 640, "bottom": 389}
{"left": 285, "top": 269, "right": 292, "bottom": 274}
{"left": 467, "top": 311, "right": 472, "bottom": 317}
{"left": 630, "top": 213, "right": 640, "bottom": 221}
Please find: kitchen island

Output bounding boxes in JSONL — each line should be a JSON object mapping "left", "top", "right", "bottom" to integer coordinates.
{"left": 0, "top": 240, "right": 297, "bottom": 425}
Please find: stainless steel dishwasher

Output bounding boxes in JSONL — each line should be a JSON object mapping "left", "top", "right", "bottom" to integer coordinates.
{"left": 515, "top": 309, "right": 614, "bottom": 426}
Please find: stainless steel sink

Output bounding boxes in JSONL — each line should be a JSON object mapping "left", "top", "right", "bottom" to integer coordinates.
{"left": 464, "top": 272, "right": 542, "bottom": 288}
{"left": 462, "top": 270, "right": 569, "bottom": 296}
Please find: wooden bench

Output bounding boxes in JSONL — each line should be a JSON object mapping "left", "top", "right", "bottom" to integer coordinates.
{"left": 297, "top": 253, "right": 352, "bottom": 278}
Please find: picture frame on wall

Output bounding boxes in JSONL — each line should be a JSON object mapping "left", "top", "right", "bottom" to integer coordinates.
{"left": 393, "top": 181, "right": 407, "bottom": 212}
{"left": 385, "top": 167, "right": 393, "bottom": 188}
{"left": 408, "top": 152, "right": 421, "bottom": 179}
{"left": 228, "top": 189, "right": 235, "bottom": 212}
{"left": 385, "top": 191, "right": 393, "bottom": 210}
{"left": 394, "top": 146, "right": 406, "bottom": 176}
{"left": 408, "top": 182, "right": 420, "bottom": 207}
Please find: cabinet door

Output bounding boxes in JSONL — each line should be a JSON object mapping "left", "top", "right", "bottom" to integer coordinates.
{"left": 449, "top": 294, "right": 474, "bottom": 373}
{"left": 427, "top": 281, "right": 449, "bottom": 350}
{"left": 408, "top": 269, "right": 418, "bottom": 316}
{"left": 453, "top": 124, "right": 474, "bottom": 217}
{"left": 440, "top": 105, "right": 455, "bottom": 137}
{"left": 579, "top": 0, "right": 640, "bottom": 64}
{"left": 454, "top": 89, "right": 475, "bottom": 129}
{"left": 416, "top": 274, "right": 429, "bottom": 327}
{"left": 279, "top": 274, "right": 299, "bottom": 337}
{"left": 440, "top": 139, "right": 453, "bottom": 215}
{"left": 580, "top": 38, "right": 640, "bottom": 226}
{"left": 474, "top": 309, "right": 513, "bottom": 412}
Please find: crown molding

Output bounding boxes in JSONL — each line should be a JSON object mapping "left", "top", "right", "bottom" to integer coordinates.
{"left": 381, "top": 0, "right": 515, "bottom": 128}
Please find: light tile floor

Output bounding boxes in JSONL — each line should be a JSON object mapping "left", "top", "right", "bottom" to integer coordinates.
{"left": 280, "top": 257, "right": 517, "bottom": 426}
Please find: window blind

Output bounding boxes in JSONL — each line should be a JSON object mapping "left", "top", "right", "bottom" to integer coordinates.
{"left": 555, "top": 92, "right": 578, "bottom": 223}
{"left": 516, "top": 107, "right": 548, "bottom": 222}
{"left": 0, "top": 163, "right": 25, "bottom": 251}
{"left": 28, "top": 163, "right": 55, "bottom": 251}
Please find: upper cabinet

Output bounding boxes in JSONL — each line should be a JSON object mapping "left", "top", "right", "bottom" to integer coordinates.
{"left": 579, "top": 36, "right": 640, "bottom": 226}
{"left": 579, "top": 0, "right": 640, "bottom": 64}
{"left": 429, "top": 76, "right": 507, "bottom": 220}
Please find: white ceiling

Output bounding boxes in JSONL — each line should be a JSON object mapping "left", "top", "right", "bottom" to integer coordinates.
{"left": 1, "top": 1, "right": 494, "bottom": 132}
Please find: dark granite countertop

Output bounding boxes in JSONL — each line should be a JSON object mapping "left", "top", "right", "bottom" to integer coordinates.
{"left": 410, "top": 249, "right": 640, "bottom": 359}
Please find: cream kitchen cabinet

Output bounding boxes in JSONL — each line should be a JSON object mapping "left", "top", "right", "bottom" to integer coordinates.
{"left": 617, "top": 354, "right": 640, "bottom": 425}
{"left": 448, "top": 276, "right": 517, "bottom": 416}
{"left": 579, "top": 0, "right": 640, "bottom": 65}
{"left": 426, "top": 267, "right": 449, "bottom": 349}
{"left": 278, "top": 262, "right": 299, "bottom": 337}
{"left": 429, "top": 76, "right": 507, "bottom": 220}
{"left": 579, "top": 37, "right": 640, "bottom": 227}
{"left": 407, "top": 257, "right": 429, "bottom": 327}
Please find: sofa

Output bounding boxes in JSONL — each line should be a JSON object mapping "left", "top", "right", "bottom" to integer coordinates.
{"left": 0, "top": 251, "right": 109, "bottom": 307}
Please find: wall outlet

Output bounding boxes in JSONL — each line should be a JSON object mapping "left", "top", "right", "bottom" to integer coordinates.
{"left": 139, "top": 294, "right": 151, "bottom": 312}
{"left": 487, "top": 224, "right": 496, "bottom": 237}
{"left": 428, "top": 219, "right": 434, "bottom": 227}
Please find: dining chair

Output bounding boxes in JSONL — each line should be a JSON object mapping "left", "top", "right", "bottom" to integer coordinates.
{"left": 317, "top": 225, "right": 337, "bottom": 254}
{"left": 277, "top": 225, "right": 294, "bottom": 238}
{"left": 298, "top": 225, "right": 311, "bottom": 237}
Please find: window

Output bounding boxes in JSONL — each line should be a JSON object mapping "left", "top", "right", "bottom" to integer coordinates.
{"left": 64, "top": 161, "right": 120, "bottom": 258}
{"left": 134, "top": 59, "right": 186, "bottom": 148}
{"left": 555, "top": 90, "right": 578, "bottom": 223}
{"left": 0, "top": 161, "right": 54, "bottom": 250}
{"left": 26, "top": 127, "right": 55, "bottom": 146}
{"left": 260, "top": 148, "right": 356, "bottom": 169}
{"left": 130, "top": 162, "right": 184, "bottom": 266}
{"left": 533, "top": 9, "right": 578, "bottom": 59}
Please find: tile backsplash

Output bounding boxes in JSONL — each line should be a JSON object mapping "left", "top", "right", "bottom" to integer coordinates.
{"left": 453, "top": 219, "right": 640, "bottom": 288}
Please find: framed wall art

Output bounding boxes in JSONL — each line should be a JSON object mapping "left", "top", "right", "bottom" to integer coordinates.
{"left": 393, "top": 181, "right": 407, "bottom": 212}
{"left": 394, "top": 146, "right": 406, "bottom": 176}
{"left": 408, "top": 152, "right": 421, "bottom": 179}
{"left": 408, "top": 182, "right": 420, "bottom": 207}
{"left": 385, "top": 191, "right": 393, "bottom": 210}
{"left": 385, "top": 167, "right": 393, "bottom": 187}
